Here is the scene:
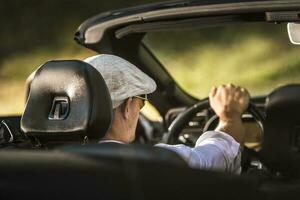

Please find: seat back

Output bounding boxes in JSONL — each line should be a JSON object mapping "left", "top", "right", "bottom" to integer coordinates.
{"left": 0, "top": 146, "right": 258, "bottom": 200}
{"left": 261, "top": 84, "right": 300, "bottom": 176}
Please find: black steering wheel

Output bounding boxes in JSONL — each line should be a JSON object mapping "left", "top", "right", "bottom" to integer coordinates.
{"left": 164, "top": 98, "right": 265, "bottom": 145}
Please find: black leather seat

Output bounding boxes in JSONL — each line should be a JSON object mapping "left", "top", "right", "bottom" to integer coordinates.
{"left": 21, "top": 60, "right": 112, "bottom": 144}
{"left": 0, "top": 148, "right": 258, "bottom": 200}
{"left": 261, "top": 84, "right": 300, "bottom": 177}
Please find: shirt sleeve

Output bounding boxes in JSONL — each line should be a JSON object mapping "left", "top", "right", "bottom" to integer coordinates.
{"left": 155, "top": 131, "right": 241, "bottom": 174}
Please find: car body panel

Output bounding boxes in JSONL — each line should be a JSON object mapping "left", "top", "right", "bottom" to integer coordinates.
{"left": 75, "top": 0, "right": 300, "bottom": 48}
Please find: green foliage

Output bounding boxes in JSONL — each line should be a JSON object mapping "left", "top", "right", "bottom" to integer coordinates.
{"left": 0, "top": 0, "right": 158, "bottom": 115}
{"left": 0, "top": 43, "right": 96, "bottom": 115}
{"left": 144, "top": 23, "right": 300, "bottom": 98}
{"left": 0, "top": 7, "right": 300, "bottom": 114}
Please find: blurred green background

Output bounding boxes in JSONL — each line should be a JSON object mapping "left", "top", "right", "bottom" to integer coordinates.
{"left": 0, "top": 0, "right": 158, "bottom": 115}
{"left": 144, "top": 23, "right": 300, "bottom": 98}
{"left": 1, "top": 1, "right": 300, "bottom": 116}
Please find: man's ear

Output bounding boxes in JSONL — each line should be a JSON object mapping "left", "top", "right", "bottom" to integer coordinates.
{"left": 122, "top": 98, "right": 132, "bottom": 119}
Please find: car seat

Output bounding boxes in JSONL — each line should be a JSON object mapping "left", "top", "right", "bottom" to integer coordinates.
{"left": 21, "top": 60, "right": 112, "bottom": 145}
{"left": 261, "top": 84, "right": 300, "bottom": 177}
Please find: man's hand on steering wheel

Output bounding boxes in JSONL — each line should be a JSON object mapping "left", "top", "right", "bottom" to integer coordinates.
{"left": 209, "top": 84, "right": 250, "bottom": 144}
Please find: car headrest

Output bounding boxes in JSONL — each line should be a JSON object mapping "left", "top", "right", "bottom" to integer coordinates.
{"left": 21, "top": 60, "right": 112, "bottom": 143}
{"left": 261, "top": 84, "right": 300, "bottom": 176}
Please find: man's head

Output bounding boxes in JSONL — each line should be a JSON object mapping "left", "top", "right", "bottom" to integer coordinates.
{"left": 84, "top": 55, "right": 156, "bottom": 143}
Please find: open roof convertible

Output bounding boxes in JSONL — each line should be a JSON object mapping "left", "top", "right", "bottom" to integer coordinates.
{"left": 1, "top": 0, "right": 300, "bottom": 199}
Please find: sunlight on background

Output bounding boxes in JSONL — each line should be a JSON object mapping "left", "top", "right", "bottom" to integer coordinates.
{"left": 1, "top": 22, "right": 300, "bottom": 118}
{"left": 0, "top": 44, "right": 95, "bottom": 115}
{"left": 141, "top": 102, "right": 162, "bottom": 122}
{"left": 144, "top": 23, "right": 300, "bottom": 98}
{"left": 0, "top": 43, "right": 162, "bottom": 120}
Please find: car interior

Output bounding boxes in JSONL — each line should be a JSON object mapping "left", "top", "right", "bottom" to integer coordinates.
{"left": 1, "top": 0, "right": 300, "bottom": 199}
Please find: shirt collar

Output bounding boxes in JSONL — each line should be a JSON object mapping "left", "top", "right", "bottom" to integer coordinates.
{"left": 98, "top": 139, "right": 126, "bottom": 144}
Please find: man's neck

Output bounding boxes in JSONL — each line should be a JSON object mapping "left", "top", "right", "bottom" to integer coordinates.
{"left": 104, "top": 111, "right": 132, "bottom": 143}
{"left": 103, "top": 130, "right": 129, "bottom": 144}
{"left": 103, "top": 132, "right": 120, "bottom": 141}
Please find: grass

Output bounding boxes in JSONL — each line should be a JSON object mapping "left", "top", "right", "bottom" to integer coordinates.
{"left": 0, "top": 41, "right": 162, "bottom": 119}
{"left": 0, "top": 41, "right": 96, "bottom": 115}
{"left": 0, "top": 81, "right": 26, "bottom": 115}
{"left": 0, "top": 22, "right": 300, "bottom": 119}
{"left": 144, "top": 23, "right": 300, "bottom": 98}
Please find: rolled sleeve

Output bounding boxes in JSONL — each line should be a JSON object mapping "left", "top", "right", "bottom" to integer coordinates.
{"left": 155, "top": 131, "right": 241, "bottom": 173}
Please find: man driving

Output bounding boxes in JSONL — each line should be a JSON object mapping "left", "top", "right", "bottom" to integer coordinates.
{"left": 84, "top": 54, "right": 249, "bottom": 174}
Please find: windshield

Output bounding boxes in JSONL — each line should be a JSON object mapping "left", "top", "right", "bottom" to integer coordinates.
{"left": 143, "top": 22, "right": 300, "bottom": 98}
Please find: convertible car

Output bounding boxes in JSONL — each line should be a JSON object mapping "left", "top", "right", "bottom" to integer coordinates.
{"left": 1, "top": 0, "right": 300, "bottom": 199}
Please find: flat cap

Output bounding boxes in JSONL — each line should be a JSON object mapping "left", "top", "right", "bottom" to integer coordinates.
{"left": 84, "top": 54, "right": 157, "bottom": 108}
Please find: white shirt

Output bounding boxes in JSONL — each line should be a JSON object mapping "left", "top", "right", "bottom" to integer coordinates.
{"left": 155, "top": 131, "right": 241, "bottom": 174}
{"left": 99, "top": 131, "right": 241, "bottom": 174}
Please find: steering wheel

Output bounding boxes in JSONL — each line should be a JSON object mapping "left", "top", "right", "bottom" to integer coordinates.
{"left": 164, "top": 98, "right": 265, "bottom": 145}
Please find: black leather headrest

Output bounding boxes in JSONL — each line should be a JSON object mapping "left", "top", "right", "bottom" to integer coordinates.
{"left": 21, "top": 60, "right": 112, "bottom": 142}
{"left": 261, "top": 84, "right": 300, "bottom": 176}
